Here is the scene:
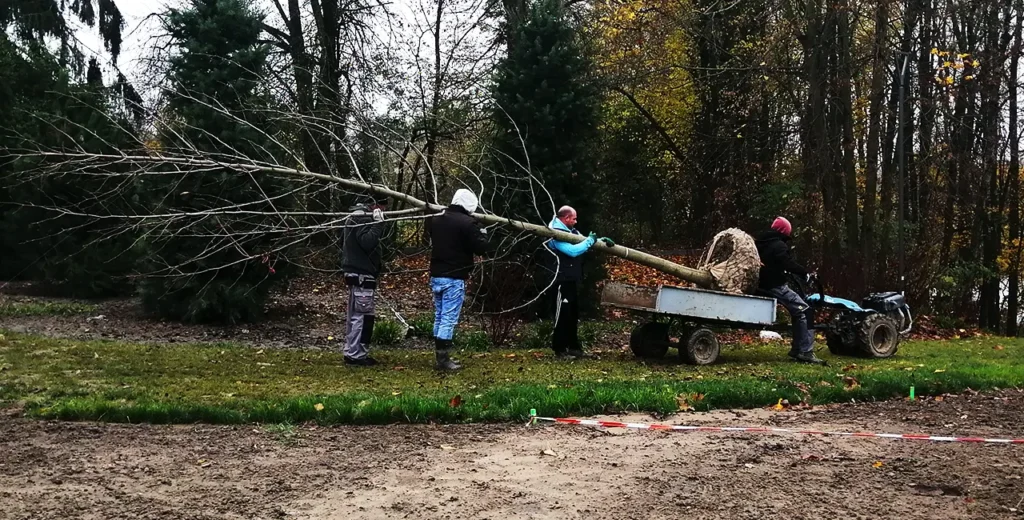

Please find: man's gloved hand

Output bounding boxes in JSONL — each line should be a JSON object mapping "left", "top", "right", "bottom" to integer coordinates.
{"left": 598, "top": 237, "right": 615, "bottom": 247}
{"left": 372, "top": 208, "right": 385, "bottom": 222}
{"left": 587, "top": 231, "right": 597, "bottom": 242}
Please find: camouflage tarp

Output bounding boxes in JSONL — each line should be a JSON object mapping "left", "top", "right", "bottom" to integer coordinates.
{"left": 698, "top": 228, "right": 761, "bottom": 294}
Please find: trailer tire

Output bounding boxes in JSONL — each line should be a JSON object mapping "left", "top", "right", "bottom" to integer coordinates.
{"left": 854, "top": 313, "right": 900, "bottom": 358}
{"left": 629, "top": 322, "right": 671, "bottom": 359}
{"left": 681, "top": 328, "right": 720, "bottom": 365}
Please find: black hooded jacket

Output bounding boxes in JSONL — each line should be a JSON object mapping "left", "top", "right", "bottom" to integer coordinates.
{"left": 340, "top": 204, "right": 385, "bottom": 278}
{"left": 425, "top": 204, "right": 488, "bottom": 279}
{"left": 754, "top": 230, "right": 808, "bottom": 290}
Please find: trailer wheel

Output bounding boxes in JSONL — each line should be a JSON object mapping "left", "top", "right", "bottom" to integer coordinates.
{"left": 629, "top": 322, "right": 671, "bottom": 359}
{"left": 854, "top": 313, "right": 900, "bottom": 358}
{"left": 681, "top": 328, "right": 720, "bottom": 365}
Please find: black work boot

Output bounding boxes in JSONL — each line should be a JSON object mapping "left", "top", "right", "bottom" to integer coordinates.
{"left": 435, "top": 339, "right": 462, "bottom": 371}
{"left": 344, "top": 356, "right": 379, "bottom": 367}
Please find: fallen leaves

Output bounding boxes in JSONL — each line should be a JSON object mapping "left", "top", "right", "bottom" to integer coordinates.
{"left": 872, "top": 461, "right": 884, "bottom": 468}
{"left": 993, "top": 345, "right": 1005, "bottom": 351}
{"left": 449, "top": 395, "right": 463, "bottom": 408}
{"left": 314, "top": 403, "right": 324, "bottom": 412}
{"left": 842, "top": 376, "right": 860, "bottom": 390}
{"left": 675, "top": 393, "right": 704, "bottom": 412}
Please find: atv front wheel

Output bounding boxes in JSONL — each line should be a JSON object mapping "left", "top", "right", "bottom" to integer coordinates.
{"left": 826, "top": 331, "right": 855, "bottom": 356}
{"left": 854, "top": 313, "right": 900, "bottom": 358}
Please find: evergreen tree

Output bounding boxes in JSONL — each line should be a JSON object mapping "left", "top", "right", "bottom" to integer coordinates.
{"left": 488, "top": 0, "right": 605, "bottom": 316}
{"left": 0, "top": 39, "right": 141, "bottom": 296}
{"left": 139, "top": 0, "right": 295, "bottom": 323}
{"left": 490, "top": 0, "right": 600, "bottom": 224}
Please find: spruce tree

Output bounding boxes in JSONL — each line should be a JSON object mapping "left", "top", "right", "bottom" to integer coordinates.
{"left": 490, "top": 0, "right": 600, "bottom": 224}
{"left": 139, "top": 0, "right": 294, "bottom": 323}
{"left": 488, "top": 0, "right": 605, "bottom": 316}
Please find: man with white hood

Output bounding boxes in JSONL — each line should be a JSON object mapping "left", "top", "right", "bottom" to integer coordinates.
{"left": 424, "top": 189, "right": 489, "bottom": 370}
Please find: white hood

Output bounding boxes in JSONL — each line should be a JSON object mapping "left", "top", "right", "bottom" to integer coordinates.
{"left": 451, "top": 189, "right": 478, "bottom": 213}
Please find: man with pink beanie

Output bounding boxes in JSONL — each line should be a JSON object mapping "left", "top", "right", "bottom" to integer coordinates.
{"left": 754, "top": 217, "right": 826, "bottom": 365}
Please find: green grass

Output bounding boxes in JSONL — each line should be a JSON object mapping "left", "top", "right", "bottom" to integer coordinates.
{"left": 0, "top": 301, "right": 98, "bottom": 317}
{"left": 0, "top": 329, "right": 1021, "bottom": 425}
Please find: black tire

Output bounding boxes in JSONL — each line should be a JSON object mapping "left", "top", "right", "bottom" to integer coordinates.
{"left": 825, "top": 331, "right": 855, "bottom": 356}
{"left": 825, "top": 315, "right": 857, "bottom": 356}
{"left": 629, "top": 322, "right": 671, "bottom": 359}
{"left": 854, "top": 313, "right": 900, "bottom": 358}
{"left": 681, "top": 328, "right": 720, "bottom": 365}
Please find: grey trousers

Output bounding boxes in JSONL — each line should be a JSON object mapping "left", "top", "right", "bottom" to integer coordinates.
{"left": 765, "top": 285, "right": 814, "bottom": 353}
{"left": 344, "top": 285, "right": 376, "bottom": 359}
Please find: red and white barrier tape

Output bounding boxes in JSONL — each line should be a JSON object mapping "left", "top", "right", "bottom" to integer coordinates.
{"left": 531, "top": 416, "right": 1024, "bottom": 445}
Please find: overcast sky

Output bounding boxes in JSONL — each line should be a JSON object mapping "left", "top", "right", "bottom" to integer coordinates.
{"left": 73, "top": 0, "right": 168, "bottom": 84}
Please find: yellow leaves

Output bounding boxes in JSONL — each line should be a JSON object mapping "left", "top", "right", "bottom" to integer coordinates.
{"left": 971, "top": 59, "right": 980, "bottom": 67}
{"left": 676, "top": 393, "right": 704, "bottom": 411}
{"left": 872, "top": 461, "right": 884, "bottom": 468}
{"left": 326, "top": 335, "right": 334, "bottom": 341}
{"left": 942, "top": 61, "right": 952, "bottom": 68}
{"left": 944, "top": 76, "right": 954, "bottom": 85}
{"left": 930, "top": 47, "right": 939, "bottom": 55}
{"left": 314, "top": 403, "right": 324, "bottom": 412}
{"left": 964, "top": 75, "right": 974, "bottom": 81}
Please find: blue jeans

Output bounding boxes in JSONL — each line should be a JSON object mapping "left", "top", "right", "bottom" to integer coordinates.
{"left": 766, "top": 285, "right": 814, "bottom": 353}
{"left": 431, "top": 277, "right": 466, "bottom": 341}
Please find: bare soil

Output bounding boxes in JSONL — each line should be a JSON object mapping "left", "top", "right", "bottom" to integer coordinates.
{"left": 2, "top": 391, "right": 1023, "bottom": 519}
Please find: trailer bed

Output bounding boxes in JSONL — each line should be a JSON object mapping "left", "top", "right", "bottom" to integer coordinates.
{"left": 601, "top": 282, "right": 776, "bottom": 327}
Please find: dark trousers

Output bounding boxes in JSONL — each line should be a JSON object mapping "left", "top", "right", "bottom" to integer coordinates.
{"left": 551, "top": 281, "right": 581, "bottom": 353}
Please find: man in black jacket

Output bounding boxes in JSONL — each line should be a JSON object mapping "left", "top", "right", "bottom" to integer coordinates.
{"left": 425, "top": 189, "right": 488, "bottom": 370}
{"left": 340, "top": 198, "right": 387, "bottom": 366}
{"left": 755, "top": 217, "right": 826, "bottom": 365}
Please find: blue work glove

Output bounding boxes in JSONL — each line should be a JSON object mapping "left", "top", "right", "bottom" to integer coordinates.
{"left": 598, "top": 237, "right": 615, "bottom": 247}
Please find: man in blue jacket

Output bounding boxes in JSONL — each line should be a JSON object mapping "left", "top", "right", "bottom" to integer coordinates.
{"left": 541, "top": 206, "right": 613, "bottom": 359}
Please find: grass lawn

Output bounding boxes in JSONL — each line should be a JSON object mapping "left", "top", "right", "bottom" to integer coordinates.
{"left": 0, "top": 329, "right": 1021, "bottom": 425}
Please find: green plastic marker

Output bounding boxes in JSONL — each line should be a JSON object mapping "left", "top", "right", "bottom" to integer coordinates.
{"left": 909, "top": 386, "right": 915, "bottom": 401}
{"left": 529, "top": 408, "right": 537, "bottom": 426}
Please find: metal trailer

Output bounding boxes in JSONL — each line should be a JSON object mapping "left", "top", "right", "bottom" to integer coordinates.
{"left": 600, "top": 282, "right": 778, "bottom": 365}
{"left": 600, "top": 280, "right": 910, "bottom": 365}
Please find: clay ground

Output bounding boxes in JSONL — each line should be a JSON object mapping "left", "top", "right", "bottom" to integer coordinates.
{"left": 2, "top": 391, "right": 1023, "bottom": 519}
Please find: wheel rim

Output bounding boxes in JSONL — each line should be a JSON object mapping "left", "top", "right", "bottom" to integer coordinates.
{"left": 692, "top": 335, "right": 717, "bottom": 363}
{"left": 871, "top": 323, "right": 896, "bottom": 353}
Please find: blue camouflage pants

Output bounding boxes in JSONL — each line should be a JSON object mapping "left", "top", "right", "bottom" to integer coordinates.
{"left": 431, "top": 277, "right": 466, "bottom": 341}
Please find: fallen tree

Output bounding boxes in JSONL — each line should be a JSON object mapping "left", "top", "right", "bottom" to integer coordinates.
{"left": 27, "top": 152, "right": 716, "bottom": 288}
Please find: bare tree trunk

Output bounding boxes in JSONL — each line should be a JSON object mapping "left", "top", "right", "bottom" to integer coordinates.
{"left": 863, "top": 0, "right": 889, "bottom": 282}
{"left": 838, "top": 0, "right": 860, "bottom": 256}
{"left": 1007, "top": 0, "right": 1023, "bottom": 336}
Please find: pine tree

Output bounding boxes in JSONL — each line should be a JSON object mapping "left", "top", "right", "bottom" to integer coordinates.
{"left": 139, "top": 0, "right": 295, "bottom": 323}
{"left": 488, "top": 0, "right": 605, "bottom": 317}
{"left": 490, "top": 0, "right": 601, "bottom": 224}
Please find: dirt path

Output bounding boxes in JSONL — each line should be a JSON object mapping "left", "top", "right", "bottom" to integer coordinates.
{"left": 2, "top": 392, "right": 1023, "bottom": 519}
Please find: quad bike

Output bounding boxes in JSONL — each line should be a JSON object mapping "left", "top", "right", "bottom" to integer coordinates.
{"left": 788, "top": 273, "right": 912, "bottom": 358}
